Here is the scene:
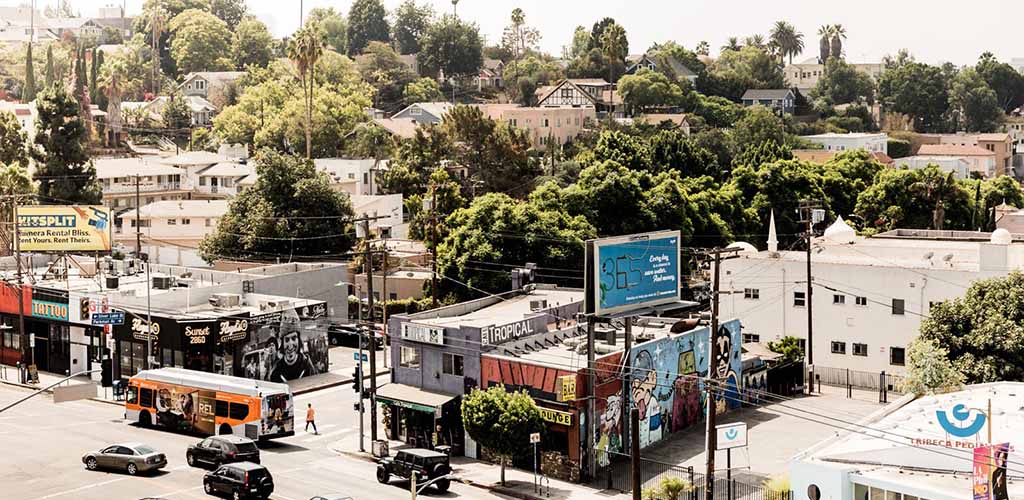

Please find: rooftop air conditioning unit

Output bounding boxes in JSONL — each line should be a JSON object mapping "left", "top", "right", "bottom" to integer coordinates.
{"left": 175, "top": 278, "right": 196, "bottom": 288}
{"left": 209, "top": 293, "right": 242, "bottom": 310}
{"left": 529, "top": 299, "right": 548, "bottom": 311}
{"left": 266, "top": 299, "right": 291, "bottom": 310}
{"left": 124, "top": 258, "right": 139, "bottom": 276}
{"left": 152, "top": 276, "right": 175, "bottom": 290}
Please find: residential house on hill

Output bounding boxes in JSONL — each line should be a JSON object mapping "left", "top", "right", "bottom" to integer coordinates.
{"left": 741, "top": 89, "right": 796, "bottom": 116}
{"left": 476, "top": 104, "right": 595, "bottom": 148}
{"left": 145, "top": 95, "right": 217, "bottom": 126}
{"left": 793, "top": 149, "right": 894, "bottom": 166}
{"left": 179, "top": 72, "right": 245, "bottom": 110}
{"left": 633, "top": 113, "right": 692, "bottom": 134}
{"left": 535, "top": 79, "right": 623, "bottom": 117}
{"left": 893, "top": 156, "right": 971, "bottom": 179}
{"left": 784, "top": 57, "right": 883, "bottom": 94}
{"left": 918, "top": 132, "right": 1013, "bottom": 177}
{"left": 474, "top": 58, "right": 505, "bottom": 90}
{"left": 372, "top": 117, "right": 419, "bottom": 140}
{"left": 114, "top": 199, "right": 230, "bottom": 249}
{"left": 916, "top": 144, "right": 998, "bottom": 178}
{"left": 625, "top": 53, "right": 698, "bottom": 83}
{"left": 314, "top": 158, "right": 387, "bottom": 196}
{"left": 802, "top": 133, "right": 889, "bottom": 154}
{"left": 391, "top": 102, "right": 454, "bottom": 125}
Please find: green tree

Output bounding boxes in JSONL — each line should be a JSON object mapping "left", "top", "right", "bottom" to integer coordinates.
{"left": 812, "top": 58, "right": 875, "bottom": 105}
{"left": 461, "top": 386, "right": 545, "bottom": 485}
{"left": 100, "top": 57, "right": 135, "bottom": 144}
{"left": 31, "top": 85, "right": 102, "bottom": 204}
{"left": 392, "top": 0, "right": 434, "bottom": 55}
{"left": 0, "top": 163, "right": 36, "bottom": 227}
{"left": 0, "top": 112, "right": 29, "bottom": 167}
{"left": 975, "top": 52, "right": 1024, "bottom": 113}
{"left": 403, "top": 77, "right": 443, "bottom": 103}
{"left": 732, "top": 139, "right": 792, "bottom": 169}
{"left": 288, "top": 24, "right": 325, "bottom": 159}
{"left": 358, "top": 41, "right": 417, "bottom": 111}
{"left": 855, "top": 166, "right": 971, "bottom": 233}
{"left": 583, "top": 130, "right": 652, "bottom": 172}
{"left": 642, "top": 477, "right": 693, "bottom": 500}
{"left": 767, "top": 336, "right": 804, "bottom": 363}
{"left": 199, "top": 149, "right": 356, "bottom": 262}
{"left": 169, "top": 9, "right": 234, "bottom": 74}
{"left": 44, "top": 44, "right": 54, "bottom": 88}
{"left": 948, "top": 68, "right": 1003, "bottom": 133}
{"left": 569, "top": 26, "right": 590, "bottom": 59}
{"left": 648, "top": 129, "right": 721, "bottom": 178}
{"left": 24, "top": 43, "right": 36, "bottom": 102}
{"left": 307, "top": 7, "right": 348, "bottom": 54}
{"left": 599, "top": 22, "right": 628, "bottom": 83}
{"left": 233, "top": 18, "right": 274, "bottom": 69}
{"left": 878, "top": 60, "right": 950, "bottom": 133}
{"left": 918, "top": 271, "right": 1024, "bottom": 383}
{"left": 417, "top": 15, "right": 483, "bottom": 79}
{"left": 347, "top": 0, "right": 390, "bottom": 56}
{"left": 910, "top": 168, "right": 960, "bottom": 230}
{"left": 732, "top": 105, "right": 785, "bottom": 152}
{"left": 769, "top": 21, "right": 804, "bottom": 65}
{"left": 701, "top": 46, "right": 785, "bottom": 101}
{"left": 588, "top": 18, "right": 617, "bottom": 51}
{"left": 501, "top": 8, "right": 541, "bottom": 65}
{"left": 406, "top": 168, "right": 465, "bottom": 241}
{"left": 89, "top": 47, "right": 100, "bottom": 105}
{"left": 442, "top": 105, "right": 538, "bottom": 195}
{"left": 563, "top": 161, "right": 655, "bottom": 236}
{"left": 617, "top": 68, "right": 686, "bottom": 113}
{"left": 903, "top": 338, "right": 965, "bottom": 396}
{"left": 162, "top": 93, "right": 192, "bottom": 129}
{"left": 209, "top": 0, "right": 247, "bottom": 30}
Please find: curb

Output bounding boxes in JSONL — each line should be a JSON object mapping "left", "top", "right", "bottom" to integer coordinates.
{"left": 292, "top": 369, "right": 391, "bottom": 396}
{"left": 0, "top": 377, "right": 123, "bottom": 407}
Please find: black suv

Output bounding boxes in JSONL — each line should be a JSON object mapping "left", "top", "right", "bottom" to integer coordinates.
{"left": 376, "top": 449, "right": 451, "bottom": 492}
{"left": 327, "top": 323, "right": 383, "bottom": 349}
{"left": 203, "top": 462, "right": 274, "bottom": 499}
{"left": 187, "top": 436, "right": 261, "bottom": 468}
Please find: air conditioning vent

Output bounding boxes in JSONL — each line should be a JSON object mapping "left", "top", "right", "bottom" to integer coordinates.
{"left": 152, "top": 276, "right": 175, "bottom": 290}
{"left": 209, "top": 293, "right": 242, "bottom": 310}
{"left": 530, "top": 299, "right": 548, "bottom": 311}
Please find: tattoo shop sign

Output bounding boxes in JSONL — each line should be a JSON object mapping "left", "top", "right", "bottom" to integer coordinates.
{"left": 480, "top": 319, "right": 538, "bottom": 347}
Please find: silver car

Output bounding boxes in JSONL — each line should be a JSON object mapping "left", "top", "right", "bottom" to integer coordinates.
{"left": 82, "top": 442, "right": 167, "bottom": 475}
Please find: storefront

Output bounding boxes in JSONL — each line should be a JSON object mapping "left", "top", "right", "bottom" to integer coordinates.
{"left": 376, "top": 383, "right": 462, "bottom": 453}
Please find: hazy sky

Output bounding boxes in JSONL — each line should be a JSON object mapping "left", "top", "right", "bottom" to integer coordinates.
{"left": 19, "top": 0, "right": 1024, "bottom": 66}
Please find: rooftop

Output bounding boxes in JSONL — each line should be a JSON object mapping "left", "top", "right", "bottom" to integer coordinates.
{"left": 198, "top": 162, "right": 252, "bottom": 178}
{"left": 917, "top": 144, "right": 996, "bottom": 157}
{"left": 412, "top": 286, "right": 583, "bottom": 330}
{"left": 741, "top": 89, "right": 794, "bottom": 100}
{"left": 804, "top": 132, "right": 888, "bottom": 139}
{"left": 93, "top": 157, "right": 184, "bottom": 179}
{"left": 160, "top": 151, "right": 235, "bottom": 167}
{"left": 372, "top": 118, "right": 419, "bottom": 139}
{"left": 134, "top": 199, "right": 230, "bottom": 219}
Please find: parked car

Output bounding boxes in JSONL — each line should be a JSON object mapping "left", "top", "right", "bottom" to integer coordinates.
{"left": 328, "top": 323, "right": 383, "bottom": 349}
{"left": 82, "top": 442, "right": 167, "bottom": 476}
{"left": 187, "top": 435, "right": 261, "bottom": 468}
{"left": 203, "top": 462, "right": 274, "bottom": 499}
{"left": 376, "top": 448, "right": 451, "bottom": 492}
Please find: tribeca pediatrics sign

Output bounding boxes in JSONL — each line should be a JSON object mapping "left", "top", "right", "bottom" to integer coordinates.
{"left": 586, "top": 230, "right": 681, "bottom": 316}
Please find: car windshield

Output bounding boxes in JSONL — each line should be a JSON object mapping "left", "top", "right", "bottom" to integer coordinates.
{"left": 133, "top": 445, "right": 156, "bottom": 454}
{"left": 235, "top": 442, "right": 258, "bottom": 453}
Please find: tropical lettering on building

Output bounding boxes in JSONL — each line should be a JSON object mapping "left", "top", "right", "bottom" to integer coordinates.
{"left": 218, "top": 319, "right": 249, "bottom": 343}
{"left": 184, "top": 324, "right": 211, "bottom": 345}
{"left": 480, "top": 319, "right": 536, "bottom": 347}
{"left": 131, "top": 317, "right": 160, "bottom": 341}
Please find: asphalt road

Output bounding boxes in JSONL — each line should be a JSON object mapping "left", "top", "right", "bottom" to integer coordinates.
{"left": 0, "top": 374, "right": 496, "bottom": 500}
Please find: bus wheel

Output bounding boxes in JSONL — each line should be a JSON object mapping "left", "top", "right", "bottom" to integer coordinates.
{"left": 139, "top": 411, "right": 152, "bottom": 428}
{"left": 219, "top": 423, "right": 232, "bottom": 435}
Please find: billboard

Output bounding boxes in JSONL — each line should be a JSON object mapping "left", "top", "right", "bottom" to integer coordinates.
{"left": 18, "top": 205, "right": 112, "bottom": 252}
{"left": 586, "top": 230, "right": 681, "bottom": 316}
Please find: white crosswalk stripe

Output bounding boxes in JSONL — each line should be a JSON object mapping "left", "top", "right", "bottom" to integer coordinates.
{"left": 301, "top": 427, "right": 356, "bottom": 443}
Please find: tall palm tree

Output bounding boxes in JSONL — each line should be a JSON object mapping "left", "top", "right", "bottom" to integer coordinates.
{"left": 146, "top": 7, "right": 168, "bottom": 95}
{"left": 911, "top": 169, "right": 958, "bottom": 230}
{"left": 600, "top": 23, "right": 627, "bottom": 84}
{"left": 744, "top": 34, "right": 766, "bottom": 49}
{"left": 288, "top": 25, "right": 324, "bottom": 159}
{"left": 770, "top": 21, "right": 804, "bottom": 65}
{"left": 817, "top": 25, "right": 832, "bottom": 64}
{"left": 695, "top": 41, "right": 710, "bottom": 56}
{"left": 830, "top": 24, "right": 847, "bottom": 60}
{"left": 100, "top": 58, "right": 132, "bottom": 147}
{"left": 721, "top": 37, "right": 741, "bottom": 53}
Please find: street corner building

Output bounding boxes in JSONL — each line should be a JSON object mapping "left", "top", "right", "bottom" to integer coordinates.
{"left": 791, "top": 382, "right": 1024, "bottom": 500}
{"left": 385, "top": 283, "right": 748, "bottom": 483}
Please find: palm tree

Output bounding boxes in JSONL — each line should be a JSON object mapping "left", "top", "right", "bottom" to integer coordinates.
{"left": 817, "top": 25, "right": 832, "bottom": 64}
{"left": 744, "top": 34, "right": 766, "bottom": 49}
{"left": 146, "top": 7, "right": 168, "bottom": 94}
{"left": 721, "top": 37, "right": 741, "bottom": 53}
{"left": 695, "top": 41, "right": 710, "bottom": 56}
{"left": 911, "top": 169, "right": 958, "bottom": 230}
{"left": 830, "top": 24, "right": 847, "bottom": 60}
{"left": 99, "top": 58, "right": 133, "bottom": 147}
{"left": 600, "top": 23, "right": 627, "bottom": 84}
{"left": 770, "top": 21, "right": 805, "bottom": 65}
{"left": 288, "top": 25, "right": 324, "bottom": 159}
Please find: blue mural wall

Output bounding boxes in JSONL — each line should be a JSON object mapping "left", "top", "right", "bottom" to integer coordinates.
{"left": 595, "top": 319, "right": 743, "bottom": 466}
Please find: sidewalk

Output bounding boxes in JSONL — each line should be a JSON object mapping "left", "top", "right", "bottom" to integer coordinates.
{"left": 330, "top": 436, "right": 629, "bottom": 500}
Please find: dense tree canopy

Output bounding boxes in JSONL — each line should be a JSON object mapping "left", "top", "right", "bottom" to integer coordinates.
{"left": 0, "top": 111, "right": 29, "bottom": 168}
{"left": 199, "top": 150, "right": 356, "bottom": 262}
{"left": 307, "top": 7, "right": 348, "bottom": 54}
{"left": 948, "top": 68, "right": 1003, "bottom": 133}
{"left": 31, "top": 85, "right": 101, "bottom": 204}
{"left": 233, "top": 18, "right": 274, "bottom": 69}
{"left": 417, "top": 15, "right": 484, "bottom": 79}
{"left": 209, "top": 0, "right": 247, "bottom": 30}
{"left": 461, "top": 387, "right": 545, "bottom": 485}
{"left": 878, "top": 59, "right": 951, "bottom": 132}
{"left": 812, "top": 58, "right": 875, "bottom": 105}
{"left": 392, "top": 0, "right": 434, "bottom": 55}
{"left": 347, "top": 0, "right": 390, "bottom": 56}
{"left": 168, "top": 9, "right": 234, "bottom": 73}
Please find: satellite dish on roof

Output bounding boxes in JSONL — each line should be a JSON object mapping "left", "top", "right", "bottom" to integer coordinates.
{"left": 923, "top": 252, "right": 934, "bottom": 260}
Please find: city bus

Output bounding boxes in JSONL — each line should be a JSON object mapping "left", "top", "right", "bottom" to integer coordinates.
{"left": 125, "top": 367, "right": 294, "bottom": 440}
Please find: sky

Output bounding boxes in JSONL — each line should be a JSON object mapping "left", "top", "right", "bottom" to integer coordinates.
{"left": 19, "top": 0, "right": 1024, "bottom": 67}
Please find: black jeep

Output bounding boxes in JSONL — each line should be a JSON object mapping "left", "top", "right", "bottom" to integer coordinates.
{"left": 376, "top": 449, "right": 451, "bottom": 493}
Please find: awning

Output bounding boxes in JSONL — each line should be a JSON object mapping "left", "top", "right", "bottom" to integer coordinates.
{"left": 375, "top": 383, "right": 457, "bottom": 415}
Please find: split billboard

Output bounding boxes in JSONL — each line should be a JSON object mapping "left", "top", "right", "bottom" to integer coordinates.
{"left": 18, "top": 206, "right": 112, "bottom": 252}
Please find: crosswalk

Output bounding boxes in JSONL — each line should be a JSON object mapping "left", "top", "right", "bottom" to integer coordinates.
{"left": 297, "top": 423, "right": 358, "bottom": 443}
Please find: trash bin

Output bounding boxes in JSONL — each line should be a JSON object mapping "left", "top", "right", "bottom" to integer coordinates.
{"left": 372, "top": 439, "right": 389, "bottom": 458}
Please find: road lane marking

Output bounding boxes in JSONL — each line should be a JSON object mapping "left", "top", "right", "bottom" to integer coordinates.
{"left": 29, "top": 476, "right": 130, "bottom": 500}
{"left": 301, "top": 427, "right": 354, "bottom": 442}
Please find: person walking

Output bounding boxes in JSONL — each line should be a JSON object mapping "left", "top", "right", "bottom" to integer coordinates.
{"left": 305, "top": 403, "right": 318, "bottom": 434}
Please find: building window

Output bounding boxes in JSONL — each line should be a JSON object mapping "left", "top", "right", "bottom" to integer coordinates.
{"left": 199, "top": 177, "right": 206, "bottom": 186}
{"left": 744, "top": 288, "right": 759, "bottom": 300}
{"left": 206, "top": 219, "right": 212, "bottom": 227}
{"left": 853, "top": 343, "right": 868, "bottom": 356}
{"left": 742, "top": 333, "right": 760, "bottom": 343}
{"left": 856, "top": 296, "right": 868, "bottom": 306}
{"left": 195, "top": 79, "right": 206, "bottom": 90}
{"left": 168, "top": 219, "right": 177, "bottom": 225}
{"left": 892, "top": 299, "right": 905, "bottom": 315}
{"left": 561, "top": 88, "right": 572, "bottom": 98}
{"left": 410, "top": 107, "right": 422, "bottom": 116}
{"left": 363, "top": 173, "right": 369, "bottom": 185}
{"left": 794, "top": 291, "right": 806, "bottom": 307}
{"left": 400, "top": 346, "right": 420, "bottom": 368}
{"left": 833, "top": 294, "right": 845, "bottom": 305}
{"left": 389, "top": 292, "right": 397, "bottom": 300}
{"left": 544, "top": 118, "right": 550, "bottom": 127}
{"left": 890, "top": 347, "right": 906, "bottom": 366}
{"left": 929, "top": 301, "right": 941, "bottom": 311}
{"left": 181, "top": 218, "right": 190, "bottom": 225}
{"left": 831, "top": 341, "right": 846, "bottom": 354}
{"left": 442, "top": 353, "right": 464, "bottom": 376}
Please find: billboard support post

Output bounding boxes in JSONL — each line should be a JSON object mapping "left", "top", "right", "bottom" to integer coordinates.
{"left": 12, "top": 200, "right": 27, "bottom": 366}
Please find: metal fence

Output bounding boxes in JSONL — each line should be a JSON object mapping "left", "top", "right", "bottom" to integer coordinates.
{"left": 603, "top": 452, "right": 791, "bottom": 500}
{"left": 812, "top": 366, "right": 905, "bottom": 401}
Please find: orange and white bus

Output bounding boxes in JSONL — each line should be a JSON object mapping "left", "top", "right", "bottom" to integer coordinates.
{"left": 125, "top": 367, "right": 294, "bottom": 440}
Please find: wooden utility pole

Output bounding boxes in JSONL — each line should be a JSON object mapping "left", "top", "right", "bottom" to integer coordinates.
{"left": 427, "top": 185, "right": 439, "bottom": 308}
{"left": 799, "top": 200, "right": 821, "bottom": 389}
{"left": 353, "top": 213, "right": 390, "bottom": 444}
{"left": 135, "top": 175, "right": 142, "bottom": 256}
{"left": 12, "top": 199, "right": 27, "bottom": 366}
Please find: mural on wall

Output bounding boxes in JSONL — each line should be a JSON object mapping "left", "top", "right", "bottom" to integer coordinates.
{"left": 593, "top": 351, "right": 623, "bottom": 468}
{"left": 594, "top": 319, "right": 743, "bottom": 466}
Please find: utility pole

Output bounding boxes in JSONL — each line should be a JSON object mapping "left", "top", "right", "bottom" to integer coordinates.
{"left": 586, "top": 315, "right": 596, "bottom": 480}
{"left": 135, "top": 175, "right": 142, "bottom": 256}
{"left": 380, "top": 234, "right": 389, "bottom": 369}
{"left": 799, "top": 200, "right": 821, "bottom": 390}
{"left": 702, "top": 247, "right": 740, "bottom": 500}
{"left": 12, "top": 199, "right": 27, "bottom": 367}
{"left": 620, "top": 318, "right": 632, "bottom": 458}
{"left": 362, "top": 218, "right": 378, "bottom": 443}
{"left": 427, "top": 185, "right": 439, "bottom": 308}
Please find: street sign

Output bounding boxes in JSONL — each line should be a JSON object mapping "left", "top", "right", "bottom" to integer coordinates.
{"left": 530, "top": 432, "right": 541, "bottom": 444}
{"left": 353, "top": 352, "right": 369, "bottom": 362}
{"left": 91, "top": 311, "right": 125, "bottom": 326}
{"left": 716, "top": 422, "right": 748, "bottom": 450}
{"left": 29, "top": 333, "right": 34, "bottom": 348}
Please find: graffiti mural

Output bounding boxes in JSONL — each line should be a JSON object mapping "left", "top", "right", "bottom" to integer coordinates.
{"left": 594, "top": 319, "right": 743, "bottom": 462}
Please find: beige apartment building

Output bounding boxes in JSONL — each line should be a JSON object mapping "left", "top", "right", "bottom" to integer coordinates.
{"left": 477, "top": 104, "right": 595, "bottom": 148}
{"left": 919, "top": 132, "right": 1013, "bottom": 176}
{"left": 784, "top": 58, "right": 884, "bottom": 94}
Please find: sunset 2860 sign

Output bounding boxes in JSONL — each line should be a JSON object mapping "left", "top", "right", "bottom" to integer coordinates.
{"left": 586, "top": 231, "right": 681, "bottom": 316}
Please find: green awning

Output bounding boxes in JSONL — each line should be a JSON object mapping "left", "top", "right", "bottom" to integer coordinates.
{"left": 375, "top": 383, "right": 457, "bottom": 414}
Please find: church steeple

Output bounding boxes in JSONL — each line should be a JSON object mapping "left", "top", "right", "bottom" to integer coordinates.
{"left": 767, "top": 210, "right": 778, "bottom": 254}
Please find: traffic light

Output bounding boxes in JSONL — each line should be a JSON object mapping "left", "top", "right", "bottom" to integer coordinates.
{"left": 80, "top": 297, "right": 90, "bottom": 320}
{"left": 100, "top": 358, "right": 112, "bottom": 387}
{"left": 352, "top": 366, "right": 362, "bottom": 392}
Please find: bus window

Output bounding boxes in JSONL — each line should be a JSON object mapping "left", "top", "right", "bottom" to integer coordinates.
{"left": 215, "top": 399, "right": 229, "bottom": 418}
{"left": 126, "top": 385, "right": 138, "bottom": 405}
{"left": 139, "top": 388, "right": 154, "bottom": 408}
{"left": 229, "top": 402, "right": 249, "bottom": 420}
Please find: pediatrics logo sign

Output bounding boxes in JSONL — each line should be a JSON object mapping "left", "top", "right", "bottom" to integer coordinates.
{"left": 911, "top": 404, "right": 1005, "bottom": 449}
{"left": 586, "top": 231, "right": 681, "bottom": 316}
